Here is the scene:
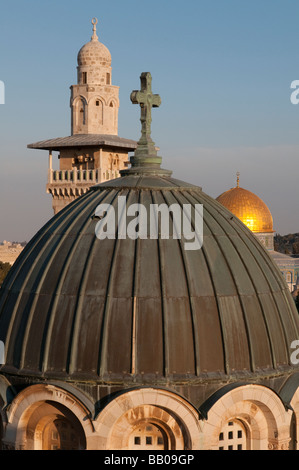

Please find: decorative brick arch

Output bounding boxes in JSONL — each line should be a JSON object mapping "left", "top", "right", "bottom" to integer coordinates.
{"left": 4, "top": 384, "right": 94, "bottom": 450}
{"left": 72, "top": 95, "right": 88, "bottom": 107}
{"left": 88, "top": 95, "right": 105, "bottom": 105}
{"left": 72, "top": 95, "right": 88, "bottom": 130}
{"left": 95, "top": 388, "right": 203, "bottom": 450}
{"left": 201, "top": 384, "right": 292, "bottom": 450}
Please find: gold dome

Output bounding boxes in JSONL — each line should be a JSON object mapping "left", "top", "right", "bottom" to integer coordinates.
{"left": 216, "top": 182, "right": 274, "bottom": 234}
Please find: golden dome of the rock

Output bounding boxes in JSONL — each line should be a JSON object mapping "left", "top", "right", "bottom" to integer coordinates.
{"left": 216, "top": 182, "right": 274, "bottom": 234}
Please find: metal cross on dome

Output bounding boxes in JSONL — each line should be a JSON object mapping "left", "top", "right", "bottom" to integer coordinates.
{"left": 130, "top": 72, "right": 161, "bottom": 150}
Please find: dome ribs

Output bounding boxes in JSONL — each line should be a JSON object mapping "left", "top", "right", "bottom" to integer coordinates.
{"left": 1, "top": 177, "right": 298, "bottom": 384}
{"left": 224, "top": 199, "right": 299, "bottom": 361}
{"left": 0, "top": 190, "right": 92, "bottom": 314}
{"left": 162, "top": 189, "right": 202, "bottom": 377}
{"left": 1, "top": 190, "right": 95, "bottom": 373}
{"left": 25, "top": 190, "right": 100, "bottom": 374}
{"left": 201, "top": 193, "right": 298, "bottom": 370}
{"left": 185, "top": 190, "right": 252, "bottom": 374}
{"left": 39, "top": 189, "right": 113, "bottom": 376}
{"left": 150, "top": 190, "right": 197, "bottom": 377}
{"left": 65, "top": 189, "right": 122, "bottom": 378}
{"left": 133, "top": 190, "right": 164, "bottom": 378}
{"left": 97, "top": 188, "right": 137, "bottom": 379}
{"left": 169, "top": 190, "right": 227, "bottom": 376}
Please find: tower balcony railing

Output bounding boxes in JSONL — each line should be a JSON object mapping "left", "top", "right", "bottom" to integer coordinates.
{"left": 48, "top": 168, "right": 121, "bottom": 185}
{"left": 48, "top": 169, "right": 100, "bottom": 185}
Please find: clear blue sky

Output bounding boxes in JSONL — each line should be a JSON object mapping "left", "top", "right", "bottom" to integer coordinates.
{"left": 1, "top": 0, "right": 299, "bottom": 241}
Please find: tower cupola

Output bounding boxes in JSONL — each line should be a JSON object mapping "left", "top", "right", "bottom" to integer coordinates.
{"left": 77, "top": 18, "right": 112, "bottom": 85}
{"left": 71, "top": 18, "right": 119, "bottom": 135}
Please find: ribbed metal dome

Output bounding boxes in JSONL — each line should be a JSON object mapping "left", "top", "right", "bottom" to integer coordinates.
{"left": 1, "top": 72, "right": 299, "bottom": 387}
{"left": 0, "top": 173, "right": 298, "bottom": 383}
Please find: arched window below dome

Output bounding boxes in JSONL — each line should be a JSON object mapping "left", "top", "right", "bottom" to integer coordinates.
{"left": 218, "top": 419, "right": 249, "bottom": 451}
{"left": 42, "top": 417, "right": 82, "bottom": 450}
{"left": 21, "top": 400, "right": 86, "bottom": 450}
{"left": 129, "top": 422, "right": 168, "bottom": 450}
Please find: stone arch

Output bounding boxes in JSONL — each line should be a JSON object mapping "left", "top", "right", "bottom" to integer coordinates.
{"left": 95, "top": 388, "right": 202, "bottom": 450}
{"left": 288, "top": 384, "right": 299, "bottom": 449}
{"left": 72, "top": 95, "right": 88, "bottom": 107}
{"left": 108, "top": 98, "right": 118, "bottom": 108}
{"left": 88, "top": 95, "right": 106, "bottom": 106}
{"left": 72, "top": 95, "right": 88, "bottom": 129}
{"left": 4, "top": 384, "right": 94, "bottom": 450}
{"left": 201, "top": 384, "right": 292, "bottom": 450}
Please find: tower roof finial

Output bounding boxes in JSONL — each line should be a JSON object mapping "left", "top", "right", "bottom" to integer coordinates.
{"left": 91, "top": 17, "right": 98, "bottom": 41}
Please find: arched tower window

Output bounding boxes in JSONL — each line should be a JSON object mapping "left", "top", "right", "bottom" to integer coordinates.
{"left": 75, "top": 98, "right": 86, "bottom": 128}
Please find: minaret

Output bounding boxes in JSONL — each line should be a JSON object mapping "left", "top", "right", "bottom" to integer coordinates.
{"left": 71, "top": 18, "right": 119, "bottom": 135}
{"left": 28, "top": 18, "right": 137, "bottom": 215}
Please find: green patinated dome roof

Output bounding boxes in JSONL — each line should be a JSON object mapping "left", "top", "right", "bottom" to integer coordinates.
{"left": 1, "top": 73, "right": 299, "bottom": 386}
{"left": 0, "top": 172, "right": 298, "bottom": 383}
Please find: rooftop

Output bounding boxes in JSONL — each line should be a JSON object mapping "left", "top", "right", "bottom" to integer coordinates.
{"left": 27, "top": 134, "right": 137, "bottom": 152}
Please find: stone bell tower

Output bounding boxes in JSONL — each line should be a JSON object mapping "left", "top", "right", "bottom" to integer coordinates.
{"left": 71, "top": 18, "right": 119, "bottom": 136}
{"left": 28, "top": 18, "right": 137, "bottom": 215}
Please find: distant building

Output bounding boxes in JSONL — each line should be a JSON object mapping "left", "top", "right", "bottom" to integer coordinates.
{"left": 28, "top": 18, "right": 137, "bottom": 215}
{"left": 0, "top": 241, "right": 24, "bottom": 265}
{"left": 216, "top": 174, "right": 299, "bottom": 292}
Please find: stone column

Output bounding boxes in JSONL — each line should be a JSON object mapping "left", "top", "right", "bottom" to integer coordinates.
{"left": 48, "top": 151, "right": 53, "bottom": 184}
